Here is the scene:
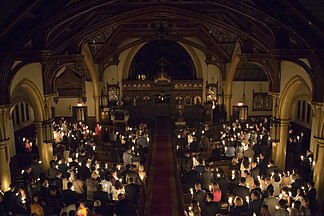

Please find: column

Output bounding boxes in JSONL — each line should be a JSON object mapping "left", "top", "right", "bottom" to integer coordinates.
{"left": 0, "top": 140, "right": 11, "bottom": 190}
{"left": 0, "top": 106, "right": 11, "bottom": 190}
{"left": 275, "top": 119, "right": 290, "bottom": 170}
{"left": 309, "top": 103, "right": 324, "bottom": 153}
{"left": 313, "top": 138, "right": 324, "bottom": 203}
{"left": 35, "top": 121, "right": 53, "bottom": 171}
{"left": 224, "top": 94, "right": 232, "bottom": 121}
{"left": 93, "top": 95, "right": 100, "bottom": 123}
{"left": 269, "top": 92, "right": 280, "bottom": 162}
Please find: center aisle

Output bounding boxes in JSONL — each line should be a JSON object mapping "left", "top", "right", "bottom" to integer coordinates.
{"left": 144, "top": 117, "right": 179, "bottom": 216}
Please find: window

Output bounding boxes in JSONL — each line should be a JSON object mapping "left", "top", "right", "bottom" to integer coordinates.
{"left": 20, "top": 103, "right": 25, "bottom": 122}
{"left": 26, "top": 104, "right": 30, "bottom": 121}
{"left": 15, "top": 105, "right": 20, "bottom": 124}
{"left": 301, "top": 101, "right": 306, "bottom": 121}
{"left": 297, "top": 100, "right": 301, "bottom": 119}
{"left": 295, "top": 100, "right": 312, "bottom": 125}
{"left": 306, "top": 103, "right": 311, "bottom": 123}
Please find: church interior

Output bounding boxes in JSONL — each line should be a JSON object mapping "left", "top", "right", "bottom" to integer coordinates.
{"left": 0, "top": 0, "right": 324, "bottom": 215}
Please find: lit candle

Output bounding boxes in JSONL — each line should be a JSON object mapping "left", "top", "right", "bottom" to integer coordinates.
{"left": 301, "top": 156, "right": 304, "bottom": 161}
{"left": 249, "top": 158, "right": 252, "bottom": 163}
{"left": 202, "top": 130, "right": 205, "bottom": 134}
{"left": 178, "top": 135, "right": 181, "bottom": 139}
{"left": 105, "top": 163, "right": 108, "bottom": 169}
{"left": 246, "top": 196, "right": 250, "bottom": 203}
{"left": 38, "top": 161, "right": 42, "bottom": 164}
{"left": 190, "top": 188, "right": 194, "bottom": 195}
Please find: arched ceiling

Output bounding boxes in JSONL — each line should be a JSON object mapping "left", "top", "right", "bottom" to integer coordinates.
{"left": 1, "top": 0, "right": 323, "bottom": 55}
{"left": 0, "top": 0, "right": 323, "bottom": 103}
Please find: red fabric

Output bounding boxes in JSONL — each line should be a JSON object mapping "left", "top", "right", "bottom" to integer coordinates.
{"left": 150, "top": 118, "right": 173, "bottom": 216}
{"left": 213, "top": 191, "right": 222, "bottom": 202}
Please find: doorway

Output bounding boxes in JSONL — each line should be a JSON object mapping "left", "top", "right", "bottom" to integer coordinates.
{"left": 155, "top": 94, "right": 171, "bottom": 117}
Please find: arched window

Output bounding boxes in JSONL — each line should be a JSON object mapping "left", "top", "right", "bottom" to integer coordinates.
{"left": 295, "top": 100, "right": 312, "bottom": 126}
{"left": 20, "top": 103, "right": 25, "bottom": 122}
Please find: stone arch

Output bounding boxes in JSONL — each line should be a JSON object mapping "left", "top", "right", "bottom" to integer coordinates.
{"left": 121, "top": 44, "right": 144, "bottom": 80}
{"left": 279, "top": 75, "right": 312, "bottom": 120}
{"left": 10, "top": 78, "right": 45, "bottom": 122}
{"left": 121, "top": 41, "right": 203, "bottom": 80}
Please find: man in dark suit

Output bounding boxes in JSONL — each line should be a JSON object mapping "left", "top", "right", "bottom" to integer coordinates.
{"left": 202, "top": 193, "right": 220, "bottom": 216}
{"left": 93, "top": 184, "right": 110, "bottom": 204}
{"left": 184, "top": 167, "right": 199, "bottom": 190}
{"left": 306, "top": 181, "right": 317, "bottom": 214}
{"left": 291, "top": 174, "right": 305, "bottom": 197}
{"left": 62, "top": 182, "right": 79, "bottom": 213}
{"left": 257, "top": 153, "right": 268, "bottom": 176}
{"left": 125, "top": 177, "right": 141, "bottom": 204}
{"left": 201, "top": 165, "right": 214, "bottom": 191}
{"left": 193, "top": 183, "right": 207, "bottom": 209}
{"left": 250, "top": 162, "right": 260, "bottom": 181}
{"left": 248, "top": 190, "right": 262, "bottom": 216}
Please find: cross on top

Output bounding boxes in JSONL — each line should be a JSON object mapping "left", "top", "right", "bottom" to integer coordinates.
{"left": 159, "top": 60, "right": 166, "bottom": 72}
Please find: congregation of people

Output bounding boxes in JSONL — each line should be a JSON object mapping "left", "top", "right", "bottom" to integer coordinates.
{"left": 0, "top": 118, "right": 150, "bottom": 216}
{"left": 176, "top": 118, "right": 317, "bottom": 216}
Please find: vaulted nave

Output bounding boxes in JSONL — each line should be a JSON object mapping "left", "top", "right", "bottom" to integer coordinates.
{"left": 0, "top": 0, "right": 324, "bottom": 215}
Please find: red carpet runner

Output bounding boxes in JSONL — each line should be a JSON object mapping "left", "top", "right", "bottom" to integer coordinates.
{"left": 148, "top": 117, "right": 177, "bottom": 216}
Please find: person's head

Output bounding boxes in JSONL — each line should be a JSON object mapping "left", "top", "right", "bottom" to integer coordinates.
{"left": 49, "top": 186, "right": 57, "bottom": 196}
{"left": 67, "top": 182, "right": 73, "bottom": 190}
{"left": 240, "top": 177, "right": 246, "bottom": 185}
{"left": 278, "top": 199, "right": 287, "bottom": 208}
{"left": 206, "top": 193, "right": 214, "bottom": 202}
{"left": 251, "top": 190, "right": 259, "bottom": 200}
{"left": 32, "top": 193, "right": 39, "bottom": 203}
{"left": 307, "top": 181, "right": 314, "bottom": 188}
{"left": 234, "top": 196, "right": 243, "bottom": 206}
{"left": 128, "top": 177, "right": 134, "bottom": 184}
{"left": 268, "top": 189, "right": 274, "bottom": 197}
{"left": 195, "top": 183, "right": 202, "bottom": 190}
{"left": 118, "top": 193, "right": 126, "bottom": 201}
{"left": 293, "top": 200, "right": 301, "bottom": 209}
{"left": 115, "top": 180, "right": 123, "bottom": 190}
{"left": 213, "top": 183, "right": 220, "bottom": 191}
{"left": 301, "top": 197, "right": 309, "bottom": 207}
{"left": 138, "top": 165, "right": 145, "bottom": 172}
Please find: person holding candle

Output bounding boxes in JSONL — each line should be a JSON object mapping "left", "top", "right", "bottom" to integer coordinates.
{"left": 229, "top": 196, "right": 244, "bottom": 216}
